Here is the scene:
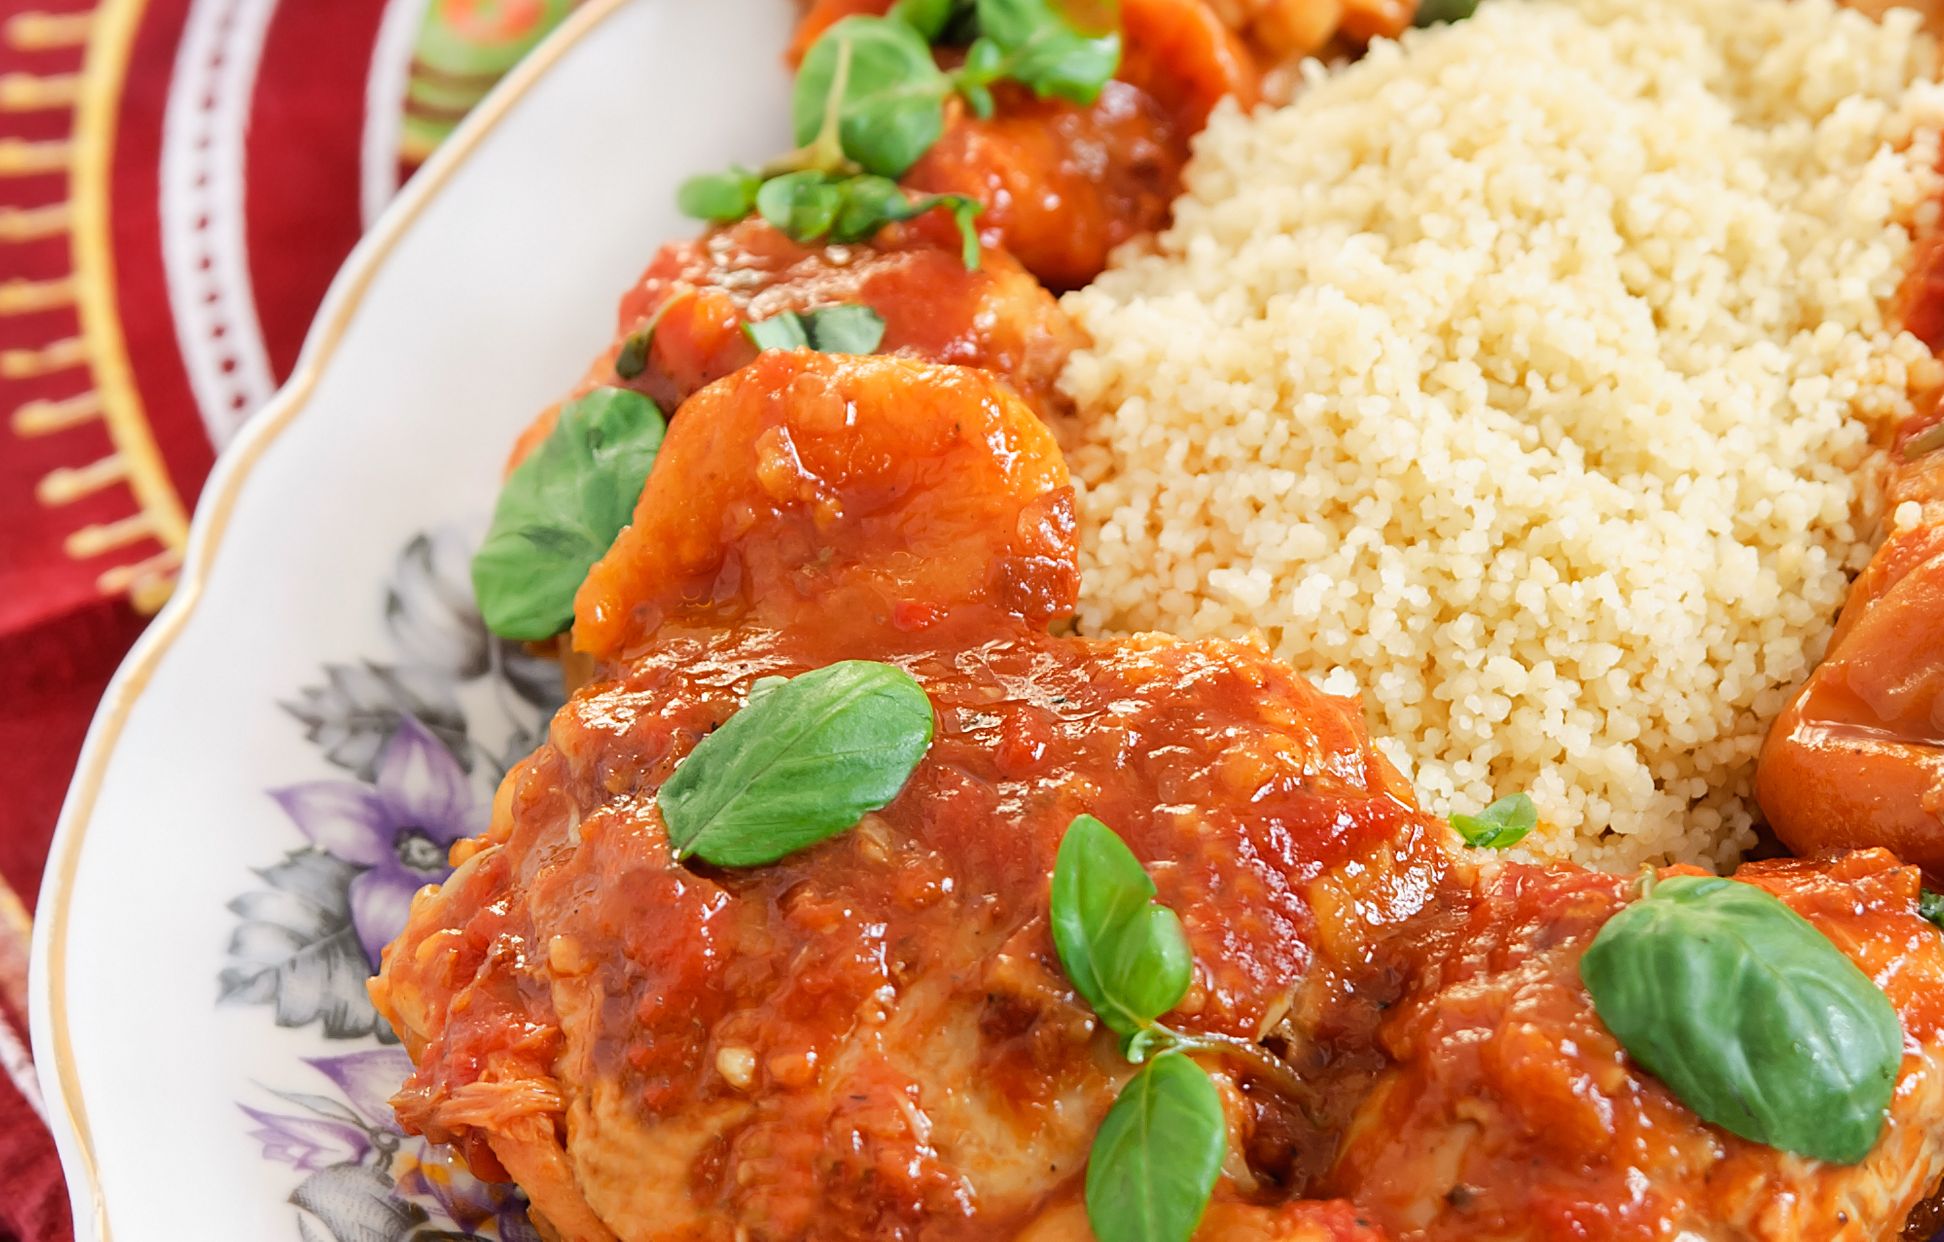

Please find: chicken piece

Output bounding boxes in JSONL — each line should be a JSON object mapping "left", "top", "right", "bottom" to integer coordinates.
{"left": 1757, "top": 403, "right": 1944, "bottom": 879}
{"left": 789, "top": 0, "right": 1257, "bottom": 290}
{"left": 384, "top": 357, "right": 1944, "bottom": 1239}
{"left": 1324, "top": 852, "right": 1944, "bottom": 1241}
{"left": 904, "top": 0, "right": 1258, "bottom": 289}
{"left": 375, "top": 352, "right": 1448, "bottom": 1240}
{"left": 505, "top": 218, "right": 1080, "bottom": 471}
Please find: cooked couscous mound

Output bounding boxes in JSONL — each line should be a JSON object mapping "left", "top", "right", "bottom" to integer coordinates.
{"left": 1061, "top": 0, "right": 1944, "bottom": 870}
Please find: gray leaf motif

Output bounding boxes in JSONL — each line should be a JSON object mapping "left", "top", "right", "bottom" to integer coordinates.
{"left": 218, "top": 850, "right": 388, "bottom": 1041}
{"left": 386, "top": 528, "right": 565, "bottom": 714}
{"left": 284, "top": 663, "right": 469, "bottom": 780}
{"left": 386, "top": 531, "right": 490, "bottom": 679}
{"left": 291, "top": 1164, "right": 428, "bottom": 1242}
{"left": 498, "top": 642, "right": 566, "bottom": 712}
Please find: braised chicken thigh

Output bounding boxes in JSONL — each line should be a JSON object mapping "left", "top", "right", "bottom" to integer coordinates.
{"left": 378, "top": 352, "right": 1944, "bottom": 1240}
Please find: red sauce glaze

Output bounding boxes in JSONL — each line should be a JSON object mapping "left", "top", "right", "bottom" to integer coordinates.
{"left": 378, "top": 354, "right": 1449, "bottom": 1238}
{"left": 503, "top": 219, "right": 1079, "bottom": 472}
{"left": 904, "top": 82, "right": 1189, "bottom": 292}
{"left": 791, "top": 0, "right": 1257, "bottom": 291}
{"left": 1326, "top": 853, "right": 1944, "bottom": 1241}
{"left": 380, "top": 354, "right": 1944, "bottom": 1239}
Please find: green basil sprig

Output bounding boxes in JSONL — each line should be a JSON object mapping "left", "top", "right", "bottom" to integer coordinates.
{"left": 954, "top": 0, "right": 1122, "bottom": 113}
{"left": 676, "top": 0, "right": 1114, "bottom": 266}
{"left": 753, "top": 171, "right": 984, "bottom": 266}
{"left": 1449, "top": 792, "right": 1536, "bottom": 849}
{"left": 470, "top": 387, "right": 665, "bottom": 641}
{"left": 745, "top": 304, "right": 887, "bottom": 355}
{"left": 680, "top": 168, "right": 982, "bottom": 269}
{"left": 1050, "top": 816, "right": 1224, "bottom": 1242}
{"left": 1053, "top": 814, "right": 1194, "bottom": 1041}
{"left": 1086, "top": 1051, "right": 1226, "bottom": 1242}
{"left": 794, "top": 17, "right": 953, "bottom": 179}
{"left": 1581, "top": 873, "right": 1901, "bottom": 1164}
{"left": 657, "top": 661, "right": 935, "bottom": 866}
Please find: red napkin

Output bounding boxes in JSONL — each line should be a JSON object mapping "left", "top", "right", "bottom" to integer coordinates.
{"left": 0, "top": 1, "right": 578, "bottom": 1235}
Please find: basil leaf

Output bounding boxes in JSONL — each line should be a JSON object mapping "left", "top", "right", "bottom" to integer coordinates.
{"left": 1920, "top": 888, "right": 1944, "bottom": 930}
{"left": 743, "top": 304, "right": 886, "bottom": 355}
{"left": 658, "top": 660, "right": 935, "bottom": 866}
{"left": 470, "top": 388, "right": 665, "bottom": 641}
{"left": 678, "top": 168, "right": 761, "bottom": 222}
{"left": 830, "top": 176, "right": 984, "bottom": 268}
{"left": 1449, "top": 792, "right": 1536, "bottom": 849}
{"left": 1581, "top": 874, "right": 1901, "bottom": 1164}
{"left": 744, "top": 311, "right": 812, "bottom": 352}
{"left": 1085, "top": 1053, "right": 1225, "bottom": 1242}
{"left": 801, "top": 304, "right": 886, "bottom": 354}
{"left": 831, "top": 175, "right": 920, "bottom": 243}
{"left": 967, "top": 0, "right": 1120, "bottom": 106}
{"left": 1414, "top": 0, "right": 1480, "bottom": 24}
{"left": 1051, "top": 814, "right": 1193, "bottom": 1039}
{"left": 757, "top": 171, "right": 845, "bottom": 243}
{"left": 795, "top": 17, "right": 953, "bottom": 178}
{"left": 615, "top": 298, "right": 676, "bottom": 382}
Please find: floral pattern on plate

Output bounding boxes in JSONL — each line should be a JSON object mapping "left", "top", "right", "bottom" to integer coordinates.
{"left": 221, "top": 528, "right": 561, "bottom": 1239}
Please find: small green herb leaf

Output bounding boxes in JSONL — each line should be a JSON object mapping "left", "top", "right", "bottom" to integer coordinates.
{"left": 795, "top": 17, "right": 953, "bottom": 178}
{"left": 470, "top": 388, "right": 665, "bottom": 641}
{"left": 744, "top": 304, "right": 888, "bottom": 355}
{"left": 756, "top": 171, "right": 846, "bottom": 243}
{"left": 960, "top": 0, "right": 1121, "bottom": 107}
{"left": 1921, "top": 888, "right": 1944, "bottom": 930}
{"left": 1085, "top": 1052, "right": 1225, "bottom": 1242}
{"left": 801, "top": 303, "right": 887, "bottom": 353}
{"left": 744, "top": 311, "right": 813, "bottom": 352}
{"left": 830, "top": 175, "right": 920, "bottom": 241}
{"left": 658, "top": 660, "right": 935, "bottom": 867}
{"left": 1051, "top": 815, "right": 1193, "bottom": 1039}
{"left": 1414, "top": 0, "right": 1480, "bottom": 24}
{"left": 614, "top": 329, "right": 651, "bottom": 380}
{"left": 829, "top": 176, "right": 984, "bottom": 268}
{"left": 1449, "top": 792, "right": 1536, "bottom": 849}
{"left": 677, "top": 168, "right": 762, "bottom": 222}
{"left": 1581, "top": 874, "right": 1902, "bottom": 1164}
{"left": 614, "top": 299, "right": 679, "bottom": 381}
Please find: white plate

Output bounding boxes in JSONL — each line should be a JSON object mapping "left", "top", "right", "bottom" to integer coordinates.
{"left": 30, "top": 1, "right": 791, "bottom": 1235}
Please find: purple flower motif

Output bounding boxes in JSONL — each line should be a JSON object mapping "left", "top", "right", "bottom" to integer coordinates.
{"left": 239, "top": 1105, "right": 369, "bottom": 1173}
{"left": 271, "top": 716, "right": 480, "bottom": 966}
{"left": 306, "top": 1049, "right": 416, "bottom": 1130}
{"left": 397, "top": 1141, "right": 526, "bottom": 1233}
